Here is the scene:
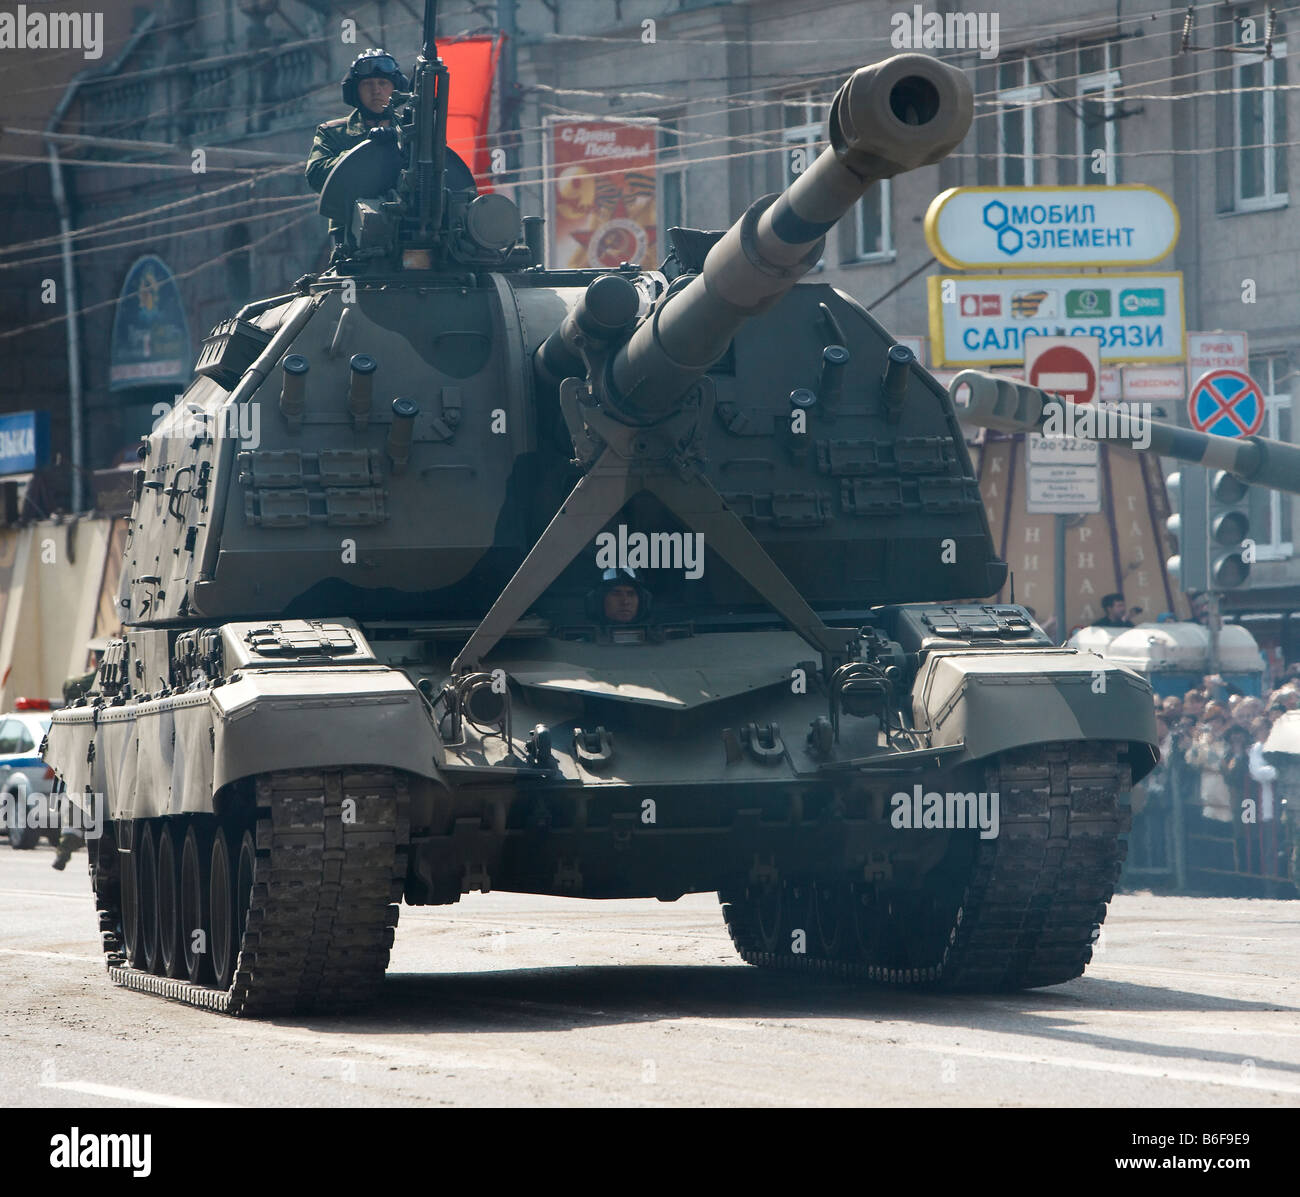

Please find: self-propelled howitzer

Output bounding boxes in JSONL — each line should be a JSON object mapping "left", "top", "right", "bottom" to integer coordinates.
{"left": 44, "top": 45, "right": 1156, "bottom": 1017}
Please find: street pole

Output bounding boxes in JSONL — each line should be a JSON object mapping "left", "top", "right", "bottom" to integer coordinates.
{"left": 1170, "top": 759, "right": 1187, "bottom": 891}
{"left": 498, "top": 0, "right": 519, "bottom": 176}
{"left": 1205, "top": 461, "right": 1219, "bottom": 672}
{"left": 1207, "top": 591, "right": 1221, "bottom": 674}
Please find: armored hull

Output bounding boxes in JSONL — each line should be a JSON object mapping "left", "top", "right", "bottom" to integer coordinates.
{"left": 44, "top": 45, "right": 1157, "bottom": 1014}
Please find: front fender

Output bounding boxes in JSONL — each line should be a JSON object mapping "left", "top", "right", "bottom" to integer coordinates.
{"left": 912, "top": 648, "right": 1158, "bottom": 781}
{"left": 211, "top": 665, "right": 439, "bottom": 791}
{"left": 45, "top": 665, "right": 442, "bottom": 822}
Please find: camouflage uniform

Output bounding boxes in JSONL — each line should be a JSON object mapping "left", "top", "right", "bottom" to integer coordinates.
{"left": 306, "top": 109, "right": 371, "bottom": 192}
{"left": 305, "top": 102, "right": 405, "bottom": 243}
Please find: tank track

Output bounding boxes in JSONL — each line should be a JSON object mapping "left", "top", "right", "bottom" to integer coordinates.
{"left": 720, "top": 741, "right": 1132, "bottom": 990}
{"left": 95, "top": 768, "right": 409, "bottom": 1016}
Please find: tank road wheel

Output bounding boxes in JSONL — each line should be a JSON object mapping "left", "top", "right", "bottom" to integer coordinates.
{"left": 810, "top": 881, "right": 847, "bottom": 960}
{"left": 118, "top": 826, "right": 145, "bottom": 969}
{"left": 235, "top": 830, "right": 256, "bottom": 950}
{"left": 90, "top": 823, "right": 124, "bottom": 963}
{"left": 850, "top": 886, "right": 881, "bottom": 961}
{"left": 156, "top": 822, "right": 184, "bottom": 979}
{"left": 719, "top": 880, "right": 797, "bottom": 966}
{"left": 209, "top": 826, "right": 238, "bottom": 992}
{"left": 754, "top": 883, "right": 785, "bottom": 953}
{"left": 137, "top": 823, "right": 161, "bottom": 975}
{"left": 181, "top": 822, "right": 212, "bottom": 985}
{"left": 235, "top": 826, "right": 254, "bottom": 930}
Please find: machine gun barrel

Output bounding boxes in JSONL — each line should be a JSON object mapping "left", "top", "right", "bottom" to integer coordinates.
{"left": 410, "top": 0, "right": 446, "bottom": 241}
{"left": 953, "top": 370, "right": 1300, "bottom": 496}
{"left": 602, "top": 54, "right": 972, "bottom": 420}
{"left": 421, "top": 0, "right": 437, "bottom": 55}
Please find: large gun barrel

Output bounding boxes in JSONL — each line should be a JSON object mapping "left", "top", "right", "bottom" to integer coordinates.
{"left": 954, "top": 370, "right": 1300, "bottom": 495}
{"left": 600, "top": 54, "right": 972, "bottom": 419}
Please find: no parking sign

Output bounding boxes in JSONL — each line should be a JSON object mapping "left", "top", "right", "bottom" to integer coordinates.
{"left": 1188, "top": 369, "right": 1266, "bottom": 438}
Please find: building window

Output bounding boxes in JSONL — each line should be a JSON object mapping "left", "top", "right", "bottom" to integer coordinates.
{"left": 661, "top": 169, "right": 684, "bottom": 237}
{"left": 658, "top": 115, "right": 685, "bottom": 245}
{"left": 1248, "top": 353, "right": 1293, "bottom": 559}
{"left": 1078, "top": 43, "right": 1120, "bottom": 185}
{"left": 782, "top": 88, "right": 827, "bottom": 184}
{"left": 224, "top": 223, "right": 251, "bottom": 304}
{"left": 846, "top": 180, "right": 892, "bottom": 261}
{"left": 783, "top": 89, "right": 827, "bottom": 270}
{"left": 1234, "top": 42, "right": 1288, "bottom": 209}
{"left": 997, "top": 57, "right": 1040, "bottom": 185}
{"left": 783, "top": 88, "right": 890, "bottom": 265}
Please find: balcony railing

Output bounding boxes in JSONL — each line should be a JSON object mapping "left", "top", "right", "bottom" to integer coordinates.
{"left": 78, "top": 40, "right": 326, "bottom": 149}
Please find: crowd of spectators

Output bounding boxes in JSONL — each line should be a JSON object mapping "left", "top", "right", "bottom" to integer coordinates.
{"left": 1134, "top": 667, "right": 1300, "bottom": 885}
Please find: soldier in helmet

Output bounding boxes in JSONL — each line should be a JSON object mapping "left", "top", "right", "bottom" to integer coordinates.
{"left": 305, "top": 49, "right": 410, "bottom": 243}
{"left": 590, "top": 567, "right": 651, "bottom": 627}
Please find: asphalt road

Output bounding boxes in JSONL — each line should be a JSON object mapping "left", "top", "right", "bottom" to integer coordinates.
{"left": 2, "top": 842, "right": 1298, "bottom": 1108}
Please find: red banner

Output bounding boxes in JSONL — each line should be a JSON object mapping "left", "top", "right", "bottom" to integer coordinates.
{"left": 439, "top": 34, "right": 502, "bottom": 190}
{"left": 546, "top": 117, "right": 658, "bottom": 268}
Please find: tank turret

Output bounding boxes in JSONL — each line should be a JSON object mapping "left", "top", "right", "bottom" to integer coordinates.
{"left": 456, "top": 52, "right": 980, "bottom": 670}
{"left": 953, "top": 370, "right": 1300, "bottom": 494}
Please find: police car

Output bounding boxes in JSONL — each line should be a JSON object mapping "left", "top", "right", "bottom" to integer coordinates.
{"left": 0, "top": 699, "right": 58, "bottom": 850}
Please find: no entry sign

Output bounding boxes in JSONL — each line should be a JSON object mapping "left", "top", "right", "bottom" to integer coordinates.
{"left": 1027, "top": 339, "right": 1098, "bottom": 404}
{"left": 1024, "top": 336, "right": 1101, "bottom": 515}
{"left": 1188, "top": 368, "right": 1266, "bottom": 438}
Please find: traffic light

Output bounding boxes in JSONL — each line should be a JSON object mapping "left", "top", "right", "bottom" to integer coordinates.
{"left": 1165, "top": 468, "right": 1207, "bottom": 593}
{"left": 1208, "top": 469, "right": 1252, "bottom": 588}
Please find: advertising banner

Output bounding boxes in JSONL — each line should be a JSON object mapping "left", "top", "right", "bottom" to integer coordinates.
{"left": 109, "top": 255, "right": 191, "bottom": 391}
{"left": 0, "top": 411, "right": 49, "bottom": 476}
{"left": 545, "top": 117, "right": 658, "bottom": 269}
{"left": 927, "top": 272, "right": 1185, "bottom": 367}
{"left": 925, "top": 185, "right": 1179, "bottom": 269}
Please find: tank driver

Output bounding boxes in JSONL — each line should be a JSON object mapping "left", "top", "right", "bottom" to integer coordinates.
{"left": 590, "top": 567, "right": 651, "bottom": 627}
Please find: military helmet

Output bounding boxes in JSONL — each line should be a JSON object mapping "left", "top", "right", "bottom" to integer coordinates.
{"left": 586, "top": 566, "right": 652, "bottom": 621}
{"left": 342, "top": 49, "right": 409, "bottom": 109}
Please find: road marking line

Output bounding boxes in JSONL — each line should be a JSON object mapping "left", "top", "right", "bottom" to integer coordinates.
{"left": 0, "top": 888, "right": 89, "bottom": 900}
{"left": 1146, "top": 932, "right": 1294, "bottom": 941}
{"left": 41, "top": 1080, "right": 237, "bottom": 1108}
{"left": 911, "top": 1041, "right": 1300, "bottom": 1095}
{"left": 0, "top": 947, "right": 103, "bottom": 962}
{"left": 1096, "top": 962, "right": 1292, "bottom": 985}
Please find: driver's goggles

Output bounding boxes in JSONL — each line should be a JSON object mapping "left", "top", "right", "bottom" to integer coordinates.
{"left": 353, "top": 55, "right": 399, "bottom": 78}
